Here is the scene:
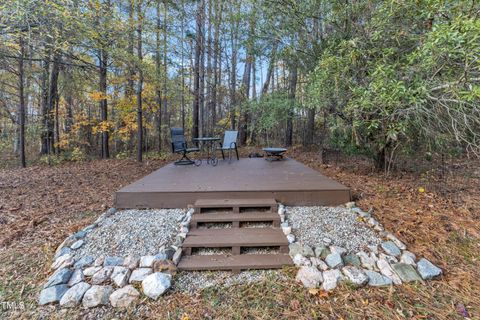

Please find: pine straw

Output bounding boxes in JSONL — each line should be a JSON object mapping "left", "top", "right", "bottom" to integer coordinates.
{"left": 1, "top": 151, "right": 479, "bottom": 319}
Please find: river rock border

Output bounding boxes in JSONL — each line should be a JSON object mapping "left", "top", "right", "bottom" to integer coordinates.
{"left": 38, "top": 208, "right": 194, "bottom": 308}
{"left": 279, "top": 203, "right": 443, "bottom": 290}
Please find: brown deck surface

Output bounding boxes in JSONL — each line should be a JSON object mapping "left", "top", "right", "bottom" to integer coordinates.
{"left": 190, "top": 212, "right": 280, "bottom": 225}
{"left": 178, "top": 254, "right": 293, "bottom": 271}
{"left": 183, "top": 228, "right": 288, "bottom": 248}
{"left": 115, "top": 158, "right": 350, "bottom": 208}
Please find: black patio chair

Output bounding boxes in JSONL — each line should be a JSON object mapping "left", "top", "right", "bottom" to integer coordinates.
{"left": 171, "top": 127, "right": 200, "bottom": 165}
{"left": 217, "top": 130, "right": 239, "bottom": 162}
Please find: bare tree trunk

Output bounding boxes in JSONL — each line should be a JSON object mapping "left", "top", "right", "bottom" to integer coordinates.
{"left": 47, "top": 53, "right": 60, "bottom": 154}
{"left": 192, "top": 0, "right": 204, "bottom": 139}
{"left": 40, "top": 46, "right": 51, "bottom": 155}
{"left": 162, "top": 1, "right": 168, "bottom": 146}
{"left": 155, "top": 0, "right": 162, "bottom": 151}
{"left": 285, "top": 62, "right": 297, "bottom": 146}
{"left": 18, "top": 36, "right": 26, "bottom": 167}
{"left": 262, "top": 42, "right": 277, "bottom": 95}
{"left": 136, "top": 0, "right": 144, "bottom": 162}
{"left": 305, "top": 108, "right": 315, "bottom": 146}
{"left": 127, "top": 0, "right": 135, "bottom": 97}
{"left": 99, "top": 48, "right": 109, "bottom": 159}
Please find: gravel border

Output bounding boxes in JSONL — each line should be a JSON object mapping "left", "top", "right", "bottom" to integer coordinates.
{"left": 73, "top": 209, "right": 185, "bottom": 259}
{"left": 286, "top": 206, "right": 382, "bottom": 252}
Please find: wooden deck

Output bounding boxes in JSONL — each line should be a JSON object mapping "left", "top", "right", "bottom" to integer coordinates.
{"left": 115, "top": 158, "right": 350, "bottom": 209}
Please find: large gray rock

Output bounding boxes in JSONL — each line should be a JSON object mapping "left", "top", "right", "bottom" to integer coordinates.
{"left": 295, "top": 266, "right": 323, "bottom": 288}
{"left": 400, "top": 251, "right": 416, "bottom": 266}
{"left": 293, "top": 254, "right": 311, "bottom": 266}
{"left": 379, "top": 253, "right": 398, "bottom": 264}
{"left": 110, "top": 285, "right": 140, "bottom": 308}
{"left": 314, "top": 245, "right": 330, "bottom": 259}
{"left": 71, "top": 240, "right": 84, "bottom": 250}
{"left": 44, "top": 268, "right": 73, "bottom": 288}
{"left": 68, "top": 269, "right": 84, "bottom": 287}
{"left": 139, "top": 254, "right": 166, "bottom": 268}
{"left": 325, "top": 252, "right": 343, "bottom": 268}
{"left": 38, "top": 284, "right": 69, "bottom": 305}
{"left": 310, "top": 257, "right": 328, "bottom": 271}
{"left": 94, "top": 256, "right": 105, "bottom": 267}
{"left": 82, "top": 285, "right": 112, "bottom": 308}
{"left": 365, "top": 270, "right": 393, "bottom": 286}
{"left": 104, "top": 256, "right": 124, "bottom": 267}
{"left": 377, "top": 259, "right": 402, "bottom": 285}
{"left": 357, "top": 251, "right": 377, "bottom": 270}
{"left": 123, "top": 256, "right": 140, "bottom": 269}
{"left": 172, "top": 248, "right": 182, "bottom": 265}
{"left": 386, "top": 233, "right": 407, "bottom": 250}
{"left": 142, "top": 272, "right": 172, "bottom": 299}
{"left": 289, "top": 243, "right": 303, "bottom": 257}
{"left": 83, "top": 266, "right": 101, "bottom": 277}
{"left": 391, "top": 263, "right": 422, "bottom": 283}
{"left": 92, "top": 267, "right": 114, "bottom": 285}
{"left": 51, "top": 254, "right": 74, "bottom": 270}
{"left": 74, "top": 255, "right": 94, "bottom": 269}
{"left": 111, "top": 266, "right": 131, "bottom": 287}
{"left": 322, "top": 269, "right": 343, "bottom": 291}
{"left": 343, "top": 254, "right": 361, "bottom": 267}
{"left": 129, "top": 268, "right": 152, "bottom": 283}
{"left": 416, "top": 258, "right": 442, "bottom": 280}
{"left": 163, "top": 248, "right": 176, "bottom": 260}
{"left": 342, "top": 266, "right": 368, "bottom": 287}
{"left": 73, "top": 230, "right": 87, "bottom": 239}
{"left": 59, "top": 282, "right": 91, "bottom": 308}
{"left": 286, "top": 234, "right": 295, "bottom": 243}
{"left": 302, "top": 245, "right": 315, "bottom": 257}
{"left": 54, "top": 247, "right": 72, "bottom": 260}
{"left": 381, "top": 241, "right": 401, "bottom": 257}
{"left": 330, "top": 246, "right": 347, "bottom": 256}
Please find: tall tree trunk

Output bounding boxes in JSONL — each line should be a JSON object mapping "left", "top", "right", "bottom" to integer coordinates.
{"left": 238, "top": 13, "right": 255, "bottom": 145}
{"left": 99, "top": 48, "right": 109, "bottom": 159}
{"left": 199, "top": 0, "right": 205, "bottom": 138}
{"left": 136, "top": 0, "right": 144, "bottom": 162}
{"left": 155, "top": 0, "right": 162, "bottom": 151}
{"left": 18, "top": 36, "right": 26, "bottom": 167}
{"left": 127, "top": 0, "right": 135, "bottom": 97}
{"left": 47, "top": 53, "right": 60, "bottom": 154}
{"left": 262, "top": 42, "right": 277, "bottom": 95}
{"left": 192, "top": 0, "right": 204, "bottom": 139}
{"left": 162, "top": 0, "right": 168, "bottom": 147}
{"left": 305, "top": 108, "right": 315, "bottom": 146}
{"left": 40, "top": 46, "right": 51, "bottom": 155}
{"left": 229, "top": 3, "right": 238, "bottom": 130}
{"left": 211, "top": 0, "right": 222, "bottom": 132}
{"left": 285, "top": 62, "right": 297, "bottom": 146}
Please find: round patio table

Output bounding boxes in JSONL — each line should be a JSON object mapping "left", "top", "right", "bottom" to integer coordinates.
{"left": 193, "top": 137, "right": 221, "bottom": 166}
{"left": 262, "top": 147, "right": 288, "bottom": 161}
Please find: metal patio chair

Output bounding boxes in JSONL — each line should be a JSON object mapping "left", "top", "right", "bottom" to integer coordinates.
{"left": 217, "top": 130, "right": 239, "bottom": 162}
{"left": 171, "top": 127, "right": 200, "bottom": 166}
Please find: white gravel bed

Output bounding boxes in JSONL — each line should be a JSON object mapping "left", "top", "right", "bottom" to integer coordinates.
{"left": 74, "top": 209, "right": 185, "bottom": 258}
{"left": 194, "top": 248, "right": 232, "bottom": 255}
{"left": 241, "top": 222, "right": 273, "bottom": 228}
{"left": 198, "top": 222, "right": 232, "bottom": 229}
{"left": 287, "top": 206, "right": 382, "bottom": 252}
{"left": 173, "top": 270, "right": 286, "bottom": 293}
{"left": 241, "top": 247, "right": 279, "bottom": 254}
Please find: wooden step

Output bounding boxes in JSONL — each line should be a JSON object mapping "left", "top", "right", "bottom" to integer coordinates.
{"left": 178, "top": 254, "right": 293, "bottom": 272}
{"left": 190, "top": 212, "right": 281, "bottom": 228}
{"left": 182, "top": 228, "right": 288, "bottom": 255}
{"left": 194, "top": 198, "right": 277, "bottom": 213}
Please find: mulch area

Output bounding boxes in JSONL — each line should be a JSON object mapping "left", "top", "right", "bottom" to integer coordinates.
{"left": 0, "top": 150, "right": 479, "bottom": 319}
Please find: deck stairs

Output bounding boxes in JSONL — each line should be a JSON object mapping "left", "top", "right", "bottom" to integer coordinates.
{"left": 178, "top": 198, "right": 293, "bottom": 272}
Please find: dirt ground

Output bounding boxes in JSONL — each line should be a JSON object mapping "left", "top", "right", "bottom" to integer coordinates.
{"left": 0, "top": 149, "right": 479, "bottom": 319}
